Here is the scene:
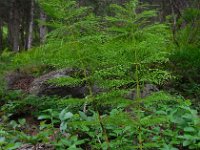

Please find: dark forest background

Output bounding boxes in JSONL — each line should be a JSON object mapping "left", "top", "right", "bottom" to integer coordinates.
{"left": 0, "top": 0, "right": 198, "bottom": 52}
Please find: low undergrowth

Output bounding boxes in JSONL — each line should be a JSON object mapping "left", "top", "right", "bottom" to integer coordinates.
{"left": 0, "top": 91, "right": 199, "bottom": 150}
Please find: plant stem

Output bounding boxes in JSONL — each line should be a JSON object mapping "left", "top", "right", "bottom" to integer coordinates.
{"left": 135, "top": 46, "right": 143, "bottom": 150}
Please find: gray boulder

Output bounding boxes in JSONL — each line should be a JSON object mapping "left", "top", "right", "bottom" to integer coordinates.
{"left": 29, "top": 68, "right": 89, "bottom": 98}
{"left": 126, "top": 84, "right": 159, "bottom": 100}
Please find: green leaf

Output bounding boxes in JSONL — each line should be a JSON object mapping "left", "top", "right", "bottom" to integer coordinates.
{"left": 59, "top": 109, "right": 73, "bottom": 121}
{"left": 18, "top": 118, "right": 26, "bottom": 125}
{"left": 184, "top": 127, "right": 195, "bottom": 132}
{"left": 183, "top": 140, "right": 191, "bottom": 147}
{"left": 161, "top": 144, "right": 178, "bottom": 150}
{"left": 9, "top": 120, "right": 18, "bottom": 129}
{"left": 79, "top": 111, "right": 88, "bottom": 121}
{"left": 38, "top": 114, "right": 51, "bottom": 120}
{"left": 60, "top": 122, "right": 68, "bottom": 132}
{"left": 0, "top": 137, "right": 5, "bottom": 144}
{"left": 5, "top": 142, "right": 21, "bottom": 150}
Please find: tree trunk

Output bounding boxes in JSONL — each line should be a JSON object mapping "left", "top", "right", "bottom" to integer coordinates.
{"left": 8, "top": 0, "right": 20, "bottom": 52}
{"left": 169, "top": 0, "right": 180, "bottom": 47}
{"left": 0, "top": 18, "right": 3, "bottom": 52}
{"left": 39, "top": 10, "right": 47, "bottom": 44}
{"left": 20, "top": 18, "right": 25, "bottom": 50}
{"left": 119, "top": 0, "right": 127, "bottom": 5}
{"left": 27, "top": 0, "right": 34, "bottom": 50}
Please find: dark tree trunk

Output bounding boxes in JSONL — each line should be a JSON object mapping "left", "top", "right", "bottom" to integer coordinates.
{"left": 27, "top": 0, "right": 34, "bottom": 50}
{"left": 0, "top": 18, "right": 3, "bottom": 52}
{"left": 170, "top": 0, "right": 177, "bottom": 32}
{"left": 39, "top": 10, "right": 47, "bottom": 44}
{"left": 19, "top": 2, "right": 28, "bottom": 50}
{"left": 119, "top": 0, "right": 127, "bottom": 5}
{"left": 78, "top": 0, "right": 85, "bottom": 6}
{"left": 8, "top": 0, "right": 20, "bottom": 52}
{"left": 20, "top": 17, "right": 25, "bottom": 50}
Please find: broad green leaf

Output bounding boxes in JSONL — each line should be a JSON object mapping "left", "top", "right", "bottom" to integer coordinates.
{"left": 38, "top": 114, "right": 51, "bottom": 120}
{"left": 59, "top": 109, "right": 73, "bottom": 121}
{"left": 184, "top": 127, "right": 195, "bottom": 132}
